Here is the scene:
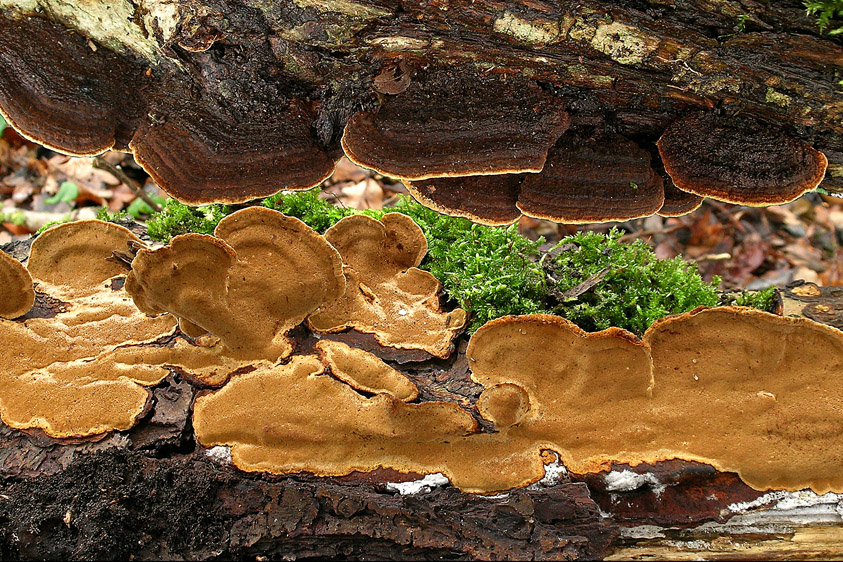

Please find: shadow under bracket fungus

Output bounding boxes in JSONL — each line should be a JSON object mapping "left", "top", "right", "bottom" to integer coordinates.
{"left": 194, "top": 307, "right": 843, "bottom": 495}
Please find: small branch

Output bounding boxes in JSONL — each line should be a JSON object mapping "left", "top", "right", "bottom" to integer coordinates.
{"left": 93, "top": 157, "right": 162, "bottom": 213}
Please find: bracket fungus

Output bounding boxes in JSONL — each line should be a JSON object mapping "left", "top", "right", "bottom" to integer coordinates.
{"left": 27, "top": 220, "right": 142, "bottom": 298}
{"left": 342, "top": 73, "right": 570, "bottom": 181}
{"left": 0, "top": 221, "right": 180, "bottom": 438}
{"left": 193, "top": 355, "right": 477, "bottom": 479}
{"left": 308, "top": 213, "right": 467, "bottom": 358}
{"left": 0, "top": 250, "right": 34, "bottom": 319}
{"left": 405, "top": 134, "right": 665, "bottom": 225}
{"left": 131, "top": 98, "right": 340, "bottom": 204}
{"left": 657, "top": 112, "right": 828, "bottom": 206}
{"left": 194, "top": 307, "right": 843, "bottom": 495}
{"left": 127, "top": 207, "right": 345, "bottom": 361}
{"left": 316, "top": 340, "right": 418, "bottom": 402}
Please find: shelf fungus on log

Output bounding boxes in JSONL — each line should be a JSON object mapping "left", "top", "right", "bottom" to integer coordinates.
{"left": 127, "top": 207, "right": 346, "bottom": 361}
{"left": 657, "top": 181, "right": 705, "bottom": 217}
{"left": 0, "top": 17, "right": 148, "bottom": 155}
{"left": 27, "top": 220, "right": 143, "bottom": 298}
{"left": 308, "top": 213, "right": 467, "bottom": 359}
{"left": 657, "top": 112, "right": 829, "bottom": 206}
{"left": 405, "top": 134, "right": 665, "bottom": 225}
{"left": 316, "top": 340, "right": 419, "bottom": 402}
{"left": 0, "top": 250, "right": 34, "bottom": 319}
{"left": 342, "top": 72, "right": 570, "bottom": 181}
{"left": 0, "top": 221, "right": 180, "bottom": 438}
{"left": 131, "top": 98, "right": 340, "bottom": 204}
{"left": 192, "top": 355, "right": 478, "bottom": 478}
{"left": 195, "top": 306, "right": 843, "bottom": 495}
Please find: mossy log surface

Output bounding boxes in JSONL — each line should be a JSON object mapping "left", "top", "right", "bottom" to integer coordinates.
{"left": 0, "top": 0, "right": 841, "bottom": 203}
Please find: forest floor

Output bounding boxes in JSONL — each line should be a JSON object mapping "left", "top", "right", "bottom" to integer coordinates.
{"left": 1, "top": 124, "right": 841, "bottom": 289}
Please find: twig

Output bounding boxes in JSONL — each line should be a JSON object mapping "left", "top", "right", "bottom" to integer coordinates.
{"left": 93, "top": 157, "right": 162, "bottom": 213}
{"left": 619, "top": 223, "right": 686, "bottom": 242}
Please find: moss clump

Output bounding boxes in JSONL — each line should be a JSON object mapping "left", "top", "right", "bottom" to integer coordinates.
{"left": 723, "top": 287, "right": 778, "bottom": 311}
{"left": 546, "top": 229, "right": 721, "bottom": 335}
{"left": 146, "top": 200, "right": 230, "bottom": 241}
{"left": 805, "top": 0, "right": 843, "bottom": 34}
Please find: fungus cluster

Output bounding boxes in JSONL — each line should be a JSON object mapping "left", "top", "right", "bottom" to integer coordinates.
{"left": 308, "top": 213, "right": 467, "bottom": 358}
{"left": 0, "top": 14, "right": 830, "bottom": 219}
{"left": 194, "top": 307, "right": 843, "bottom": 495}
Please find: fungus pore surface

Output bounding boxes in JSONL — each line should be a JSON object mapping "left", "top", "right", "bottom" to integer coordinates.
{"left": 308, "top": 213, "right": 467, "bottom": 358}
{"left": 0, "top": 250, "right": 34, "bottom": 319}
{"left": 195, "top": 308, "right": 843, "bottom": 494}
{"left": 128, "top": 207, "right": 345, "bottom": 361}
{"left": 0, "top": 221, "right": 180, "bottom": 437}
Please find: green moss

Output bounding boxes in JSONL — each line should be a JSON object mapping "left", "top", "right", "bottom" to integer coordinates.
{"left": 35, "top": 215, "right": 73, "bottom": 234}
{"left": 95, "top": 207, "right": 131, "bottom": 223}
{"left": 805, "top": 0, "right": 843, "bottom": 34}
{"left": 545, "top": 229, "right": 721, "bottom": 335}
{"left": 724, "top": 287, "right": 777, "bottom": 311}
{"left": 146, "top": 200, "right": 230, "bottom": 241}
{"left": 0, "top": 210, "right": 26, "bottom": 226}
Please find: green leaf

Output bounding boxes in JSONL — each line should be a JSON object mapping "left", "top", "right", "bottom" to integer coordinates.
{"left": 126, "top": 195, "right": 167, "bottom": 218}
{"left": 0, "top": 115, "right": 6, "bottom": 137}
{"left": 44, "top": 181, "right": 79, "bottom": 205}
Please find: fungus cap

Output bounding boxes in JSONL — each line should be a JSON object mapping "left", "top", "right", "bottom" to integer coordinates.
{"left": 28, "top": 220, "right": 142, "bottom": 297}
{"left": 0, "top": 250, "right": 35, "bottom": 319}
{"left": 342, "top": 72, "right": 569, "bottom": 180}
{"left": 657, "top": 112, "right": 828, "bottom": 205}
{"left": 128, "top": 207, "right": 345, "bottom": 360}
{"left": 308, "top": 213, "right": 467, "bottom": 358}
{"left": 316, "top": 340, "right": 419, "bottom": 402}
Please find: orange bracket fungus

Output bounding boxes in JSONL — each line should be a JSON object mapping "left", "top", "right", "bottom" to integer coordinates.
{"left": 657, "top": 112, "right": 828, "bottom": 206}
{"left": 316, "top": 339, "right": 419, "bottom": 402}
{"left": 27, "top": 220, "right": 143, "bottom": 297}
{"left": 342, "top": 72, "right": 570, "bottom": 181}
{"left": 405, "top": 134, "right": 665, "bottom": 226}
{"left": 195, "top": 307, "right": 843, "bottom": 495}
{"left": 193, "top": 355, "right": 477, "bottom": 479}
{"left": 0, "top": 250, "right": 34, "bottom": 319}
{"left": 308, "top": 213, "right": 467, "bottom": 358}
{"left": 127, "top": 207, "right": 345, "bottom": 361}
{"left": 0, "top": 221, "right": 180, "bottom": 438}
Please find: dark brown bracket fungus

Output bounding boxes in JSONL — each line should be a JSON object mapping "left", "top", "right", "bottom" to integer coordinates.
{"left": 131, "top": 99, "right": 340, "bottom": 204}
{"left": 0, "top": 250, "right": 34, "bottom": 319}
{"left": 657, "top": 181, "right": 705, "bottom": 218}
{"left": 342, "top": 72, "right": 570, "bottom": 181}
{"left": 0, "top": 17, "right": 148, "bottom": 155}
{"left": 127, "top": 207, "right": 346, "bottom": 361}
{"left": 405, "top": 134, "right": 665, "bottom": 226}
{"left": 308, "top": 213, "right": 467, "bottom": 358}
{"left": 657, "top": 113, "right": 829, "bottom": 206}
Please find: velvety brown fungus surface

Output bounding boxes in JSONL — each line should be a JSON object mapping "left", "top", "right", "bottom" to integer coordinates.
{"left": 657, "top": 113, "right": 828, "bottom": 205}
{"left": 308, "top": 213, "right": 467, "bottom": 358}
{"left": 0, "top": 250, "right": 34, "bottom": 319}
{"left": 316, "top": 340, "right": 419, "bottom": 402}
{"left": 342, "top": 73, "right": 569, "bottom": 180}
